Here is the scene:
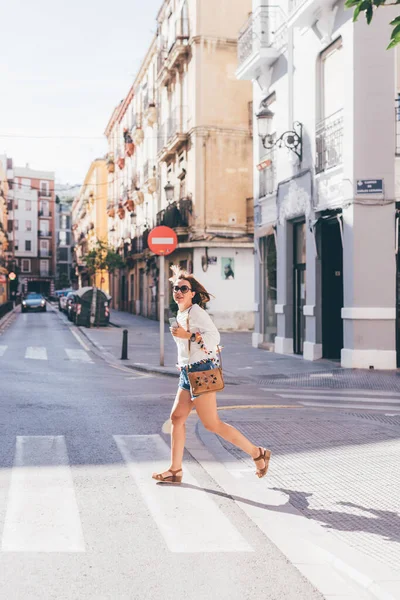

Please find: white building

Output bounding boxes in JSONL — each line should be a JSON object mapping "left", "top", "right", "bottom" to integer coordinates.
{"left": 237, "top": 1, "right": 400, "bottom": 368}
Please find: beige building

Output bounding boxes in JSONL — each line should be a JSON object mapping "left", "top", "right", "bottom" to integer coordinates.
{"left": 106, "top": 0, "right": 254, "bottom": 329}
{"left": 72, "top": 159, "right": 109, "bottom": 293}
{"left": 0, "top": 155, "right": 9, "bottom": 304}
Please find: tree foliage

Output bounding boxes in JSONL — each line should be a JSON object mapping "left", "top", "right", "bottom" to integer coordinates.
{"left": 345, "top": 0, "right": 400, "bottom": 48}
{"left": 85, "top": 240, "right": 124, "bottom": 277}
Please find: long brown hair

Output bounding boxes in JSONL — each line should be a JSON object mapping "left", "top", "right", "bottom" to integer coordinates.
{"left": 169, "top": 265, "right": 212, "bottom": 309}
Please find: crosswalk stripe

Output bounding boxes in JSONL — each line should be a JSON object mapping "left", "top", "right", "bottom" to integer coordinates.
{"left": 114, "top": 434, "right": 253, "bottom": 553}
{"left": 299, "top": 401, "right": 400, "bottom": 411}
{"left": 25, "top": 346, "right": 47, "bottom": 360}
{"left": 0, "top": 346, "right": 7, "bottom": 357}
{"left": 278, "top": 393, "right": 400, "bottom": 404}
{"left": 65, "top": 348, "right": 93, "bottom": 363}
{"left": 1, "top": 436, "right": 85, "bottom": 552}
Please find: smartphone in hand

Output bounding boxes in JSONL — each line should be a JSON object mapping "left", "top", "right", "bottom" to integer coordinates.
{"left": 169, "top": 317, "right": 178, "bottom": 328}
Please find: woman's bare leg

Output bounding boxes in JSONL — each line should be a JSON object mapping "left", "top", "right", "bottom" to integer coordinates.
{"left": 194, "top": 392, "right": 268, "bottom": 472}
{"left": 153, "top": 387, "right": 193, "bottom": 478}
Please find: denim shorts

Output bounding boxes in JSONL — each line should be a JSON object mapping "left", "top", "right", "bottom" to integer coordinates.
{"left": 179, "top": 359, "right": 216, "bottom": 400}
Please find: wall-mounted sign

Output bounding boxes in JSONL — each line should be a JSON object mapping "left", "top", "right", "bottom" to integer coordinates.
{"left": 356, "top": 179, "right": 384, "bottom": 195}
{"left": 207, "top": 256, "right": 217, "bottom": 265}
{"left": 257, "top": 158, "right": 272, "bottom": 171}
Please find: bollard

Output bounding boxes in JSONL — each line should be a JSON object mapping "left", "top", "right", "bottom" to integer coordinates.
{"left": 121, "top": 329, "right": 128, "bottom": 360}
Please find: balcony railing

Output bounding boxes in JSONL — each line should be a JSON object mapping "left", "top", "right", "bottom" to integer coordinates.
{"left": 237, "top": 6, "right": 286, "bottom": 69}
{"left": 156, "top": 198, "right": 192, "bottom": 229}
{"left": 315, "top": 109, "right": 344, "bottom": 174}
{"left": 38, "top": 190, "right": 51, "bottom": 198}
{"left": 38, "top": 230, "right": 52, "bottom": 237}
{"left": 130, "top": 229, "right": 149, "bottom": 254}
{"left": 39, "top": 249, "right": 52, "bottom": 257}
{"left": 158, "top": 106, "right": 188, "bottom": 154}
{"left": 38, "top": 210, "right": 52, "bottom": 217}
{"left": 396, "top": 96, "right": 400, "bottom": 156}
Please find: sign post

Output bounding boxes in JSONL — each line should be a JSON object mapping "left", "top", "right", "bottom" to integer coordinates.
{"left": 148, "top": 226, "right": 178, "bottom": 366}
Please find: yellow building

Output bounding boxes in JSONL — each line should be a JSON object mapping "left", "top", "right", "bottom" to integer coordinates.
{"left": 72, "top": 159, "right": 109, "bottom": 293}
{"left": 0, "top": 156, "right": 9, "bottom": 305}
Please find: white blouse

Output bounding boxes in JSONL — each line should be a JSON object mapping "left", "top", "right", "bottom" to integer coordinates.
{"left": 174, "top": 303, "right": 221, "bottom": 367}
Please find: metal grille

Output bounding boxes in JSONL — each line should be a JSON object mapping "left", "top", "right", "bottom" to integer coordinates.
{"left": 315, "top": 109, "right": 344, "bottom": 174}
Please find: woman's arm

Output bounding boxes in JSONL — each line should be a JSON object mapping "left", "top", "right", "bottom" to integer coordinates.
{"left": 190, "top": 306, "right": 220, "bottom": 355}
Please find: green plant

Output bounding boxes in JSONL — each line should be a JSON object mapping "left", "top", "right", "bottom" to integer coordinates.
{"left": 85, "top": 240, "right": 124, "bottom": 279}
{"left": 345, "top": 0, "right": 400, "bottom": 48}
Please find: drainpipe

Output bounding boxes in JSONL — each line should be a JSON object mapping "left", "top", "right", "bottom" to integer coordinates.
{"left": 288, "top": 23, "right": 294, "bottom": 127}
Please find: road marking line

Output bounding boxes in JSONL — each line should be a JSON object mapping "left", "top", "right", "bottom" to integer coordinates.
{"left": 65, "top": 348, "right": 93, "bottom": 363}
{"left": 0, "top": 345, "right": 7, "bottom": 357}
{"left": 114, "top": 434, "right": 253, "bottom": 553}
{"left": 25, "top": 346, "right": 47, "bottom": 360}
{"left": 261, "top": 387, "right": 400, "bottom": 397}
{"left": 279, "top": 394, "right": 400, "bottom": 404}
{"left": 68, "top": 327, "right": 90, "bottom": 352}
{"left": 2, "top": 436, "right": 85, "bottom": 552}
{"left": 299, "top": 401, "right": 400, "bottom": 411}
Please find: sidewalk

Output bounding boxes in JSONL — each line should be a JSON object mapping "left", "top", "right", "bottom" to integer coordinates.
{"left": 80, "top": 309, "right": 340, "bottom": 383}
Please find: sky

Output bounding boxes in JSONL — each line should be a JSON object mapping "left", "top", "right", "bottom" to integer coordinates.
{"left": 0, "top": 0, "right": 161, "bottom": 187}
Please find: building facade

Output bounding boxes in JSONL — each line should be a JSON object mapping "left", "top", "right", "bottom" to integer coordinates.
{"left": 237, "top": 0, "right": 399, "bottom": 368}
{"left": 6, "top": 162, "right": 56, "bottom": 296}
{"left": 105, "top": 0, "right": 255, "bottom": 330}
{"left": 55, "top": 195, "right": 73, "bottom": 289}
{"left": 72, "top": 159, "right": 109, "bottom": 292}
{"left": 0, "top": 155, "right": 9, "bottom": 304}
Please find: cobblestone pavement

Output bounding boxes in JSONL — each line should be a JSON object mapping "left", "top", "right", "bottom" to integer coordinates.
{"left": 217, "top": 408, "right": 400, "bottom": 573}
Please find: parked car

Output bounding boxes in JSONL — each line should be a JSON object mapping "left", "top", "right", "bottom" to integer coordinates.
{"left": 65, "top": 292, "right": 79, "bottom": 321}
{"left": 21, "top": 293, "right": 47, "bottom": 313}
{"left": 58, "top": 288, "right": 73, "bottom": 312}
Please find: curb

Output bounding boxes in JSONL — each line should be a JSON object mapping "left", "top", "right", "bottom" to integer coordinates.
{"left": 0, "top": 304, "right": 20, "bottom": 331}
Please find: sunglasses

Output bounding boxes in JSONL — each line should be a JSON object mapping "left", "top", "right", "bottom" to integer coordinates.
{"left": 173, "top": 285, "right": 192, "bottom": 294}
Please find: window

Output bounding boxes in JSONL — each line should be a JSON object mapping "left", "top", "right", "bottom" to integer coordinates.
{"left": 41, "top": 201, "right": 49, "bottom": 216}
{"left": 40, "top": 220, "right": 49, "bottom": 235}
{"left": 40, "top": 181, "right": 49, "bottom": 196}
{"left": 40, "top": 260, "right": 49, "bottom": 276}
{"left": 7, "top": 220, "right": 13, "bottom": 233}
{"left": 14, "top": 219, "right": 19, "bottom": 230}
{"left": 22, "top": 178, "right": 31, "bottom": 189}
{"left": 21, "top": 259, "right": 31, "bottom": 273}
{"left": 40, "top": 240, "right": 49, "bottom": 256}
{"left": 320, "top": 38, "right": 344, "bottom": 121}
{"left": 26, "top": 200, "right": 32, "bottom": 211}
{"left": 59, "top": 231, "right": 67, "bottom": 246}
{"left": 26, "top": 220, "right": 32, "bottom": 231}
{"left": 25, "top": 240, "right": 31, "bottom": 251}
{"left": 61, "top": 215, "right": 67, "bottom": 229}
{"left": 58, "top": 247, "right": 68, "bottom": 261}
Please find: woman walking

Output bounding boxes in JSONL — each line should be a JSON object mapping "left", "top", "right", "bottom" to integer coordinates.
{"left": 152, "top": 266, "right": 271, "bottom": 484}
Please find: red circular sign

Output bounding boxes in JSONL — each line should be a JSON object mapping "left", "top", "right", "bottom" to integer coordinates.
{"left": 148, "top": 226, "right": 178, "bottom": 256}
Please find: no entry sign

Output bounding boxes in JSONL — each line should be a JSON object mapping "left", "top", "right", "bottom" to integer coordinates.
{"left": 148, "top": 226, "right": 177, "bottom": 256}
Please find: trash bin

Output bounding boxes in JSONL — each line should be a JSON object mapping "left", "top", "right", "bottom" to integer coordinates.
{"left": 74, "top": 287, "right": 111, "bottom": 327}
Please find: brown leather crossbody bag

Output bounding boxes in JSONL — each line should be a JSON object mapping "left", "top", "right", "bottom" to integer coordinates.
{"left": 186, "top": 312, "right": 225, "bottom": 396}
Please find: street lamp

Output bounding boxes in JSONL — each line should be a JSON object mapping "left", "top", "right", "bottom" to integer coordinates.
{"left": 164, "top": 181, "right": 175, "bottom": 203}
{"left": 255, "top": 103, "right": 303, "bottom": 163}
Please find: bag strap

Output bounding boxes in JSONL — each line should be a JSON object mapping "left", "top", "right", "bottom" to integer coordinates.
{"left": 187, "top": 307, "right": 223, "bottom": 369}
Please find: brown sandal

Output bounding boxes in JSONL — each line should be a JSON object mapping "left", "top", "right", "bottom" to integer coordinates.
{"left": 253, "top": 448, "right": 271, "bottom": 478}
{"left": 152, "top": 469, "right": 183, "bottom": 484}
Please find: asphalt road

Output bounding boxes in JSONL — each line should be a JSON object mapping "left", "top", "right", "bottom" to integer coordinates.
{"left": 0, "top": 308, "right": 324, "bottom": 600}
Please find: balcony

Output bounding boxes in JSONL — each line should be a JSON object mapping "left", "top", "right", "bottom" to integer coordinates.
{"left": 236, "top": 6, "right": 287, "bottom": 81}
{"left": 288, "top": 0, "right": 338, "bottom": 29}
{"left": 315, "top": 109, "right": 344, "bottom": 175}
{"left": 38, "top": 210, "right": 52, "bottom": 217}
{"left": 130, "top": 229, "right": 149, "bottom": 255}
{"left": 157, "top": 18, "right": 190, "bottom": 85}
{"left": 39, "top": 249, "right": 53, "bottom": 258}
{"left": 38, "top": 230, "right": 52, "bottom": 238}
{"left": 156, "top": 198, "right": 192, "bottom": 231}
{"left": 38, "top": 190, "right": 51, "bottom": 198}
{"left": 158, "top": 106, "right": 189, "bottom": 161}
